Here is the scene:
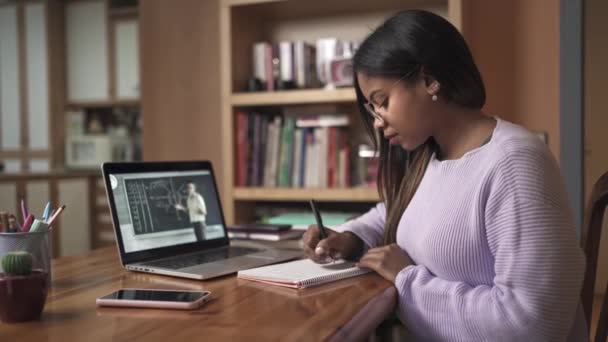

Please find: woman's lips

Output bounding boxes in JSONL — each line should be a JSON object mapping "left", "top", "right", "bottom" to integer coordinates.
{"left": 385, "top": 133, "right": 399, "bottom": 145}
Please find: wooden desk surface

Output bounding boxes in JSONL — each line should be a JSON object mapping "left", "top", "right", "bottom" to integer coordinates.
{"left": 0, "top": 243, "right": 397, "bottom": 341}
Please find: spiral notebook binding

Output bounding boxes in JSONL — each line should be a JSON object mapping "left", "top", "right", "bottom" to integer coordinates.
{"left": 299, "top": 268, "right": 368, "bottom": 288}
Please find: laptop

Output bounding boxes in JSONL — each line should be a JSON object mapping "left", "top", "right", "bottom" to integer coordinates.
{"left": 102, "top": 161, "right": 301, "bottom": 280}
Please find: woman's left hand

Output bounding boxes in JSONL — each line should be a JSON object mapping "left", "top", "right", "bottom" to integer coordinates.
{"left": 357, "top": 244, "right": 414, "bottom": 283}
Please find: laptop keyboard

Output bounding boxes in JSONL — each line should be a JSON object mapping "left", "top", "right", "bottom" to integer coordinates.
{"left": 146, "top": 246, "right": 262, "bottom": 270}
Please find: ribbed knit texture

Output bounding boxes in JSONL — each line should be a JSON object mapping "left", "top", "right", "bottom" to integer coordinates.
{"left": 339, "top": 118, "right": 587, "bottom": 341}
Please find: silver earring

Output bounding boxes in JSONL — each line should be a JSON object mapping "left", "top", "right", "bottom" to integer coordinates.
{"left": 432, "top": 94, "right": 438, "bottom": 102}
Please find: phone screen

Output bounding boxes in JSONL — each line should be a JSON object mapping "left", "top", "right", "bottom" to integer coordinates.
{"left": 101, "top": 289, "right": 209, "bottom": 303}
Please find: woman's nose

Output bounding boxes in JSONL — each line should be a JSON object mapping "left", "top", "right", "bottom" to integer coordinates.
{"left": 373, "top": 116, "right": 385, "bottom": 129}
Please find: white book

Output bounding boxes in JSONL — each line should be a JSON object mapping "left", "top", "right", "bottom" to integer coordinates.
{"left": 253, "top": 42, "right": 269, "bottom": 82}
{"left": 279, "top": 41, "right": 294, "bottom": 82}
{"left": 313, "top": 128, "right": 323, "bottom": 187}
{"left": 237, "top": 258, "right": 371, "bottom": 289}
{"left": 318, "top": 127, "right": 329, "bottom": 188}
{"left": 294, "top": 41, "right": 306, "bottom": 88}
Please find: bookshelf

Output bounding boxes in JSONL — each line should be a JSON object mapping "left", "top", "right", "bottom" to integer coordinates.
{"left": 233, "top": 187, "right": 379, "bottom": 202}
{"left": 231, "top": 88, "right": 356, "bottom": 106}
{"left": 220, "top": 0, "right": 463, "bottom": 224}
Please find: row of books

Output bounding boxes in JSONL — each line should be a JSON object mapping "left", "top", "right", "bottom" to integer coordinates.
{"left": 236, "top": 112, "right": 354, "bottom": 188}
{"left": 251, "top": 39, "right": 358, "bottom": 91}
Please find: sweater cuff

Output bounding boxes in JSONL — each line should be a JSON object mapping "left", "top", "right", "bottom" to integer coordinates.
{"left": 334, "top": 220, "right": 376, "bottom": 254}
{"left": 394, "top": 264, "right": 420, "bottom": 291}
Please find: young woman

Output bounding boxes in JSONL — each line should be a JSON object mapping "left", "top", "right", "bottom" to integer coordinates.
{"left": 303, "top": 10, "right": 587, "bottom": 341}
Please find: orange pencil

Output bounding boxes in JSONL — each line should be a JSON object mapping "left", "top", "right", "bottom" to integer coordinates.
{"left": 46, "top": 205, "right": 66, "bottom": 228}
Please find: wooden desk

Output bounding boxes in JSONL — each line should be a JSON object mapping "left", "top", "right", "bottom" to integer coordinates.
{"left": 0, "top": 243, "right": 397, "bottom": 341}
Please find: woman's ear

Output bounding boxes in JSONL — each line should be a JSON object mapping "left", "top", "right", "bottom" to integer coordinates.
{"left": 421, "top": 70, "right": 441, "bottom": 95}
{"left": 427, "top": 80, "right": 440, "bottom": 96}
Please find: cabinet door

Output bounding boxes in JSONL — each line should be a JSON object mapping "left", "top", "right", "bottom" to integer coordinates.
{"left": 0, "top": 4, "right": 21, "bottom": 150}
{"left": 65, "top": 0, "right": 109, "bottom": 103}
{"left": 58, "top": 179, "right": 91, "bottom": 256}
{"left": 25, "top": 2, "right": 50, "bottom": 151}
{"left": 115, "top": 19, "right": 140, "bottom": 100}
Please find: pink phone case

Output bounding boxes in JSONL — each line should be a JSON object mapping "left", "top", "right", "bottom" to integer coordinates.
{"left": 96, "top": 288, "right": 211, "bottom": 310}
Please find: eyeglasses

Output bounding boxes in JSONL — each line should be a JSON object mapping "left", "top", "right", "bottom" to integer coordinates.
{"left": 363, "top": 68, "right": 418, "bottom": 123}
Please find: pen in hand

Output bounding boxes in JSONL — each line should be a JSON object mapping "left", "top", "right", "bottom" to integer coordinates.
{"left": 310, "top": 199, "right": 327, "bottom": 239}
{"left": 310, "top": 199, "right": 337, "bottom": 262}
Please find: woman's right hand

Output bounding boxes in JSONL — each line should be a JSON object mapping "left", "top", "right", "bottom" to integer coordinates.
{"left": 302, "top": 225, "right": 364, "bottom": 264}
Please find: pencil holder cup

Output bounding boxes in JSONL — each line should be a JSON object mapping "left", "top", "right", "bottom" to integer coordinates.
{"left": 0, "top": 231, "right": 52, "bottom": 323}
{"left": 0, "top": 230, "right": 52, "bottom": 281}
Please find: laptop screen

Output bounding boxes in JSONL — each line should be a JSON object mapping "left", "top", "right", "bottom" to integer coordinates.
{"left": 106, "top": 169, "right": 226, "bottom": 253}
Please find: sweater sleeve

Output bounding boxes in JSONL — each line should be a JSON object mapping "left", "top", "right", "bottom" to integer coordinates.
{"left": 336, "top": 202, "right": 386, "bottom": 250}
{"left": 393, "top": 145, "right": 585, "bottom": 341}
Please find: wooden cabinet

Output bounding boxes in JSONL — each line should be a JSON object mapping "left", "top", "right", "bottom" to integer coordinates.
{"left": 114, "top": 18, "right": 140, "bottom": 100}
{"left": 65, "top": 0, "right": 110, "bottom": 103}
{"left": 25, "top": 3, "right": 50, "bottom": 152}
{"left": 0, "top": 4, "right": 20, "bottom": 152}
{"left": 65, "top": 0, "right": 140, "bottom": 105}
{"left": 0, "top": 1, "right": 57, "bottom": 173}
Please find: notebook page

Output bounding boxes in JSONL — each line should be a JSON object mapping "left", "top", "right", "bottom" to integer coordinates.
{"left": 238, "top": 258, "right": 370, "bottom": 287}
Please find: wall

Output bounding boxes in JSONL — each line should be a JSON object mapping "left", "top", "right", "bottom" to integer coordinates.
{"left": 585, "top": 0, "right": 608, "bottom": 295}
{"left": 140, "top": 0, "right": 223, "bottom": 198}
{"left": 462, "top": 0, "right": 560, "bottom": 159}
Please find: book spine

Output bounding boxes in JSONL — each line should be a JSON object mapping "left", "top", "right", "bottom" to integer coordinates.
{"left": 292, "top": 128, "right": 303, "bottom": 188}
{"left": 304, "top": 128, "right": 315, "bottom": 187}
{"left": 251, "top": 113, "right": 261, "bottom": 186}
{"left": 278, "top": 117, "right": 295, "bottom": 187}
{"left": 268, "top": 116, "right": 282, "bottom": 187}
{"left": 246, "top": 112, "right": 256, "bottom": 186}
{"left": 294, "top": 41, "right": 306, "bottom": 88}
{"left": 258, "top": 115, "right": 269, "bottom": 186}
{"left": 263, "top": 117, "right": 275, "bottom": 186}
{"left": 320, "top": 127, "right": 329, "bottom": 188}
{"left": 299, "top": 128, "right": 308, "bottom": 187}
{"left": 265, "top": 44, "right": 274, "bottom": 91}
{"left": 279, "top": 41, "right": 295, "bottom": 88}
{"left": 236, "top": 111, "right": 248, "bottom": 186}
{"left": 327, "top": 127, "right": 336, "bottom": 188}
{"left": 252, "top": 42, "right": 268, "bottom": 83}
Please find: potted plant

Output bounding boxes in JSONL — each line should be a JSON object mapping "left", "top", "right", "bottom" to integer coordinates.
{"left": 0, "top": 251, "right": 49, "bottom": 322}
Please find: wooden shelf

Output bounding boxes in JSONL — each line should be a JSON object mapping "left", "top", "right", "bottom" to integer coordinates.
{"left": 233, "top": 187, "right": 379, "bottom": 202}
{"left": 231, "top": 88, "right": 356, "bottom": 106}
{"left": 66, "top": 99, "right": 139, "bottom": 109}
{"left": 109, "top": 7, "right": 138, "bottom": 18}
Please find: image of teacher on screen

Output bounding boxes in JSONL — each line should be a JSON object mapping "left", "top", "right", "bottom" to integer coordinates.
{"left": 175, "top": 182, "right": 207, "bottom": 241}
{"left": 302, "top": 9, "right": 586, "bottom": 342}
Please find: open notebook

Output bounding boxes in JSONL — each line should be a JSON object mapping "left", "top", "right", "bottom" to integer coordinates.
{"left": 237, "top": 258, "right": 371, "bottom": 289}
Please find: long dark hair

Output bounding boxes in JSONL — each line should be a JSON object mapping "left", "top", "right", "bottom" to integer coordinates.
{"left": 353, "top": 10, "right": 486, "bottom": 244}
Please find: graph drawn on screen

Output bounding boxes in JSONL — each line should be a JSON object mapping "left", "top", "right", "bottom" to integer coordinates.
{"left": 124, "top": 177, "right": 192, "bottom": 234}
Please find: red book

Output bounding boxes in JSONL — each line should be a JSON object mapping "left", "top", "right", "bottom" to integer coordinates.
{"left": 341, "top": 133, "right": 351, "bottom": 187}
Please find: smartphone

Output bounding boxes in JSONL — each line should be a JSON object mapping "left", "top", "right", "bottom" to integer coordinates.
{"left": 96, "top": 289, "right": 211, "bottom": 310}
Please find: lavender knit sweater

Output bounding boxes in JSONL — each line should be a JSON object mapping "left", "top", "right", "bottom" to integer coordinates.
{"left": 339, "top": 118, "right": 587, "bottom": 341}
